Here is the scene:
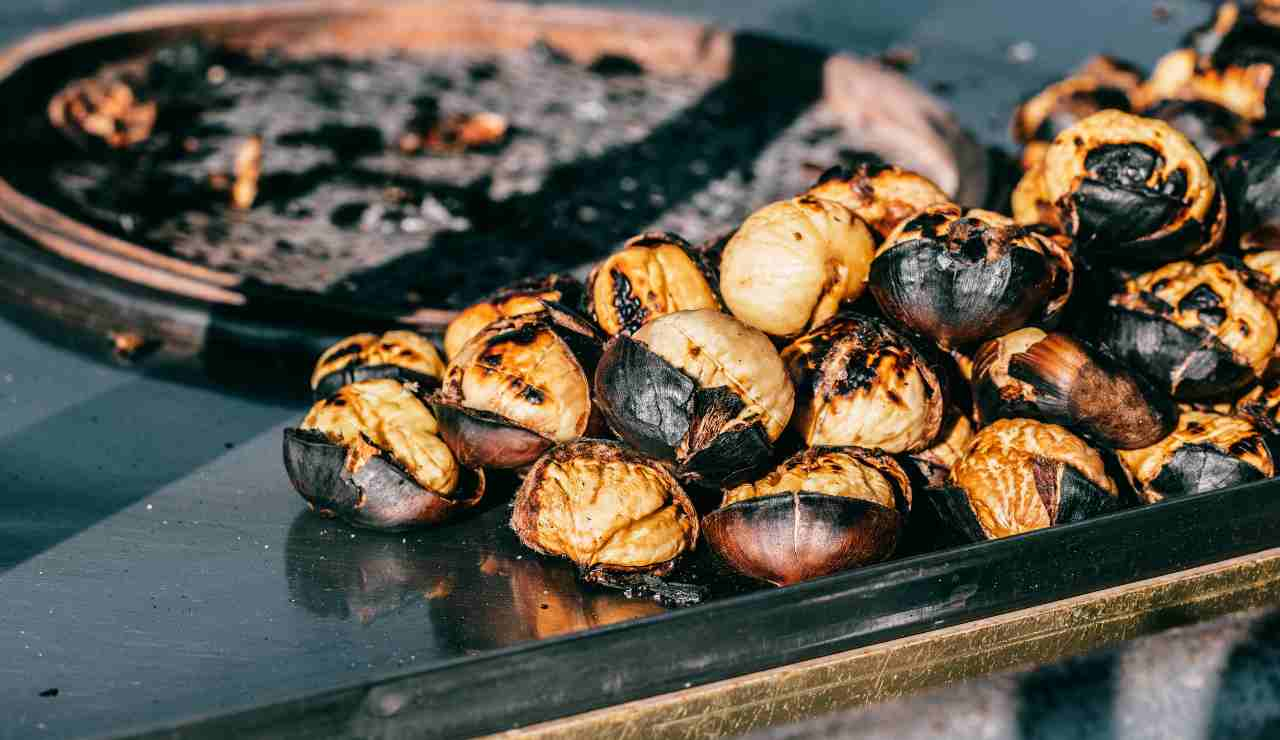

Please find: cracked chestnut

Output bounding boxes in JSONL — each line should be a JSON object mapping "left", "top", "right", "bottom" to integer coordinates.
{"left": 1115, "top": 410, "right": 1275, "bottom": 502}
{"left": 904, "top": 407, "right": 975, "bottom": 490}
{"left": 805, "top": 157, "right": 950, "bottom": 240}
{"left": 310, "top": 330, "right": 445, "bottom": 400}
{"left": 704, "top": 446, "right": 911, "bottom": 586}
{"left": 1214, "top": 131, "right": 1280, "bottom": 251}
{"left": 283, "top": 379, "right": 483, "bottom": 530}
{"left": 594, "top": 309, "right": 794, "bottom": 488}
{"left": 443, "top": 274, "right": 584, "bottom": 359}
{"left": 585, "top": 231, "right": 720, "bottom": 336}
{"left": 1237, "top": 377, "right": 1280, "bottom": 434}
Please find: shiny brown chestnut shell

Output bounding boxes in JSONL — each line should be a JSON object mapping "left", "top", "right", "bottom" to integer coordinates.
{"left": 973, "top": 328, "right": 1176, "bottom": 449}
{"left": 868, "top": 203, "right": 1073, "bottom": 348}
{"left": 310, "top": 330, "right": 445, "bottom": 400}
{"left": 433, "top": 302, "right": 605, "bottom": 470}
{"left": 585, "top": 231, "right": 720, "bottom": 336}
{"left": 1214, "top": 132, "right": 1280, "bottom": 251}
{"left": 1115, "top": 410, "right": 1275, "bottom": 503}
{"left": 704, "top": 446, "right": 911, "bottom": 587}
{"left": 1040, "top": 110, "right": 1226, "bottom": 263}
{"left": 1099, "top": 259, "right": 1278, "bottom": 400}
{"left": 931, "top": 418, "right": 1118, "bottom": 542}
{"left": 283, "top": 379, "right": 483, "bottom": 531}
{"left": 1141, "top": 98, "right": 1252, "bottom": 162}
{"left": 780, "top": 312, "right": 946, "bottom": 453}
{"left": 594, "top": 309, "right": 794, "bottom": 488}
{"left": 510, "top": 439, "right": 699, "bottom": 581}
{"left": 442, "top": 274, "right": 584, "bottom": 360}
{"left": 719, "top": 195, "right": 876, "bottom": 339}
{"left": 805, "top": 159, "right": 950, "bottom": 240}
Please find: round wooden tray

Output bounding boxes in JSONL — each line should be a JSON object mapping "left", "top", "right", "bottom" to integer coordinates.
{"left": 0, "top": 0, "right": 988, "bottom": 386}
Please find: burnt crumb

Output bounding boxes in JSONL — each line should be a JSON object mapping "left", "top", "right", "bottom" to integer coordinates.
{"left": 588, "top": 54, "right": 645, "bottom": 77}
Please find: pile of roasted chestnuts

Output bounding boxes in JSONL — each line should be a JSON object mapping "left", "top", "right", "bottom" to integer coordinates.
{"left": 285, "top": 2, "right": 1280, "bottom": 601}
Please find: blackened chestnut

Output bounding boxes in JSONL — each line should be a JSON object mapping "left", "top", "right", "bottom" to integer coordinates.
{"left": 805, "top": 159, "right": 950, "bottom": 240}
{"left": 779, "top": 312, "right": 946, "bottom": 453}
{"left": 585, "top": 231, "right": 720, "bottom": 336}
{"left": 932, "top": 418, "right": 1118, "bottom": 542}
{"left": 433, "top": 302, "right": 605, "bottom": 469}
{"left": 904, "top": 408, "right": 975, "bottom": 490}
{"left": 1115, "top": 410, "right": 1275, "bottom": 502}
{"left": 283, "top": 379, "right": 483, "bottom": 530}
{"left": 594, "top": 309, "right": 794, "bottom": 487}
{"left": 1237, "top": 378, "right": 1280, "bottom": 434}
{"left": 1012, "top": 55, "right": 1142, "bottom": 171}
{"left": 972, "top": 328, "right": 1176, "bottom": 449}
{"left": 1214, "top": 132, "right": 1280, "bottom": 251}
{"left": 1099, "top": 259, "right": 1278, "bottom": 400}
{"left": 1142, "top": 98, "right": 1252, "bottom": 161}
{"left": 1040, "top": 110, "right": 1226, "bottom": 263}
{"left": 869, "top": 203, "right": 1074, "bottom": 348}
{"left": 311, "top": 330, "right": 445, "bottom": 400}
{"left": 443, "top": 274, "right": 584, "bottom": 359}
{"left": 703, "top": 446, "right": 911, "bottom": 586}
{"left": 719, "top": 195, "right": 876, "bottom": 339}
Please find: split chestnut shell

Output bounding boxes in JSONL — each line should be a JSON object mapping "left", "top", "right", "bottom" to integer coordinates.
{"left": 805, "top": 158, "right": 950, "bottom": 240}
{"left": 310, "top": 330, "right": 445, "bottom": 400}
{"left": 585, "top": 231, "right": 720, "bottom": 336}
{"left": 443, "top": 274, "right": 584, "bottom": 360}
{"left": 1115, "top": 410, "right": 1276, "bottom": 503}
{"left": 704, "top": 446, "right": 911, "bottom": 586}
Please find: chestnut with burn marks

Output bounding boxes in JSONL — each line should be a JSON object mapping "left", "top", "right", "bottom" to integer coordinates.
{"left": 1039, "top": 110, "right": 1226, "bottom": 263}
{"left": 283, "top": 379, "right": 483, "bottom": 530}
{"left": 805, "top": 158, "right": 950, "bottom": 240}
{"left": 585, "top": 231, "right": 720, "bottom": 336}
{"left": 932, "top": 418, "right": 1119, "bottom": 542}
{"left": 904, "top": 408, "right": 975, "bottom": 490}
{"left": 1142, "top": 98, "right": 1252, "bottom": 161}
{"left": 433, "top": 302, "right": 605, "bottom": 470}
{"left": 869, "top": 204, "right": 1073, "bottom": 348}
{"left": 311, "top": 330, "right": 445, "bottom": 400}
{"left": 719, "top": 195, "right": 876, "bottom": 339}
{"left": 1115, "top": 410, "right": 1275, "bottom": 502}
{"left": 1214, "top": 132, "right": 1280, "bottom": 251}
{"left": 443, "top": 274, "right": 583, "bottom": 360}
{"left": 704, "top": 446, "right": 911, "bottom": 586}
{"left": 594, "top": 309, "right": 794, "bottom": 488}
{"left": 1099, "top": 259, "right": 1278, "bottom": 400}
{"left": 1237, "top": 378, "right": 1280, "bottom": 434}
{"left": 972, "top": 328, "right": 1176, "bottom": 449}
{"left": 780, "top": 312, "right": 946, "bottom": 453}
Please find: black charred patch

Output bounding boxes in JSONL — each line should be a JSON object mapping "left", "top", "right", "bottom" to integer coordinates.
{"left": 1148, "top": 442, "right": 1267, "bottom": 498}
{"left": 609, "top": 268, "right": 648, "bottom": 335}
{"left": 594, "top": 334, "right": 696, "bottom": 460}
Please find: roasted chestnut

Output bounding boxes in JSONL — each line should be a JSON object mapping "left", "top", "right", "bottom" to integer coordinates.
{"left": 869, "top": 204, "right": 1073, "bottom": 348}
{"left": 932, "top": 418, "right": 1118, "bottom": 542}
{"left": 805, "top": 158, "right": 950, "bottom": 240}
{"left": 719, "top": 195, "right": 876, "bottom": 339}
{"left": 1237, "top": 378, "right": 1280, "bottom": 434}
{"left": 972, "top": 328, "right": 1176, "bottom": 449}
{"left": 903, "top": 408, "right": 975, "bottom": 490}
{"left": 1099, "top": 259, "right": 1278, "bottom": 400}
{"left": 779, "top": 312, "right": 946, "bottom": 453}
{"left": 433, "top": 302, "right": 605, "bottom": 470}
{"left": 1242, "top": 250, "right": 1280, "bottom": 376}
{"left": 1012, "top": 55, "right": 1142, "bottom": 171}
{"left": 510, "top": 439, "right": 699, "bottom": 584}
{"left": 1038, "top": 110, "right": 1226, "bottom": 263}
{"left": 1011, "top": 163, "right": 1063, "bottom": 230}
{"left": 1141, "top": 98, "right": 1252, "bottom": 161}
{"left": 442, "top": 274, "right": 584, "bottom": 359}
{"left": 1115, "top": 410, "right": 1275, "bottom": 503}
{"left": 594, "top": 309, "right": 794, "bottom": 487}
{"left": 703, "top": 446, "right": 911, "bottom": 586}
{"left": 283, "top": 379, "right": 483, "bottom": 530}
{"left": 1214, "top": 131, "right": 1280, "bottom": 251}
{"left": 310, "top": 330, "right": 445, "bottom": 400}
{"left": 585, "top": 231, "right": 720, "bottom": 336}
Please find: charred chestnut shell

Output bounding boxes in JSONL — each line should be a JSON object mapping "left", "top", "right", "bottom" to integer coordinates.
{"left": 1214, "top": 132, "right": 1280, "bottom": 251}
{"left": 780, "top": 312, "right": 947, "bottom": 453}
{"left": 973, "top": 328, "right": 1176, "bottom": 449}
{"left": 869, "top": 203, "right": 1073, "bottom": 348}
{"left": 433, "top": 302, "right": 605, "bottom": 470}
{"left": 932, "top": 418, "right": 1118, "bottom": 542}
{"left": 1012, "top": 55, "right": 1142, "bottom": 171}
{"left": 805, "top": 160, "right": 950, "bottom": 240}
{"left": 594, "top": 309, "right": 794, "bottom": 488}
{"left": 1115, "top": 410, "right": 1275, "bottom": 503}
{"left": 704, "top": 447, "right": 911, "bottom": 586}
{"left": 1141, "top": 98, "right": 1252, "bottom": 162}
{"left": 1040, "top": 110, "right": 1225, "bottom": 263}
{"left": 310, "top": 330, "right": 445, "bottom": 400}
{"left": 511, "top": 439, "right": 699, "bottom": 582}
{"left": 443, "top": 274, "right": 584, "bottom": 360}
{"left": 283, "top": 379, "right": 483, "bottom": 530}
{"left": 1099, "top": 259, "right": 1278, "bottom": 400}
{"left": 585, "top": 231, "right": 720, "bottom": 336}
{"left": 719, "top": 195, "right": 876, "bottom": 339}
{"left": 1238, "top": 377, "right": 1280, "bottom": 434}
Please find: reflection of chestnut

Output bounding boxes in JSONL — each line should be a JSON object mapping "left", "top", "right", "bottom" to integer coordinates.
{"left": 310, "top": 330, "right": 445, "bottom": 400}
{"left": 1039, "top": 110, "right": 1225, "bottom": 263}
{"left": 780, "top": 312, "right": 946, "bottom": 453}
{"left": 585, "top": 231, "right": 720, "bottom": 336}
{"left": 1142, "top": 98, "right": 1252, "bottom": 161}
{"left": 283, "top": 379, "right": 484, "bottom": 530}
{"left": 595, "top": 309, "right": 794, "bottom": 487}
{"left": 719, "top": 196, "right": 876, "bottom": 339}
{"left": 511, "top": 440, "right": 699, "bottom": 582}
{"left": 433, "top": 302, "right": 604, "bottom": 470}
{"left": 903, "top": 408, "right": 974, "bottom": 490}
{"left": 704, "top": 446, "right": 911, "bottom": 586}
{"left": 443, "top": 274, "right": 583, "bottom": 359}
{"left": 1012, "top": 55, "right": 1142, "bottom": 170}
{"left": 932, "top": 418, "right": 1118, "bottom": 542}
{"left": 1214, "top": 132, "right": 1280, "bottom": 251}
{"left": 1115, "top": 410, "right": 1275, "bottom": 503}
{"left": 869, "top": 204, "right": 1073, "bottom": 348}
{"left": 973, "top": 328, "right": 1176, "bottom": 449}
{"left": 805, "top": 158, "right": 950, "bottom": 240}
{"left": 1099, "top": 259, "right": 1278, "bottom": 400}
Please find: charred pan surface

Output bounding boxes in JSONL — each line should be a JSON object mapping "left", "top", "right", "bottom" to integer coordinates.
{"left": 1116, "top": 410, "right": 1275, "bottom": 502}
{"left": 311, "top": 330, "right": 445, "bottom": 399}
{"left": 443, "top": 274, "right": 584, "bottom": 360}
{"left": 586, "top": 231, "right": 720, "bottom": 337}
{"left": 805, "top": 162, "right": 950, "bottom": 240}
